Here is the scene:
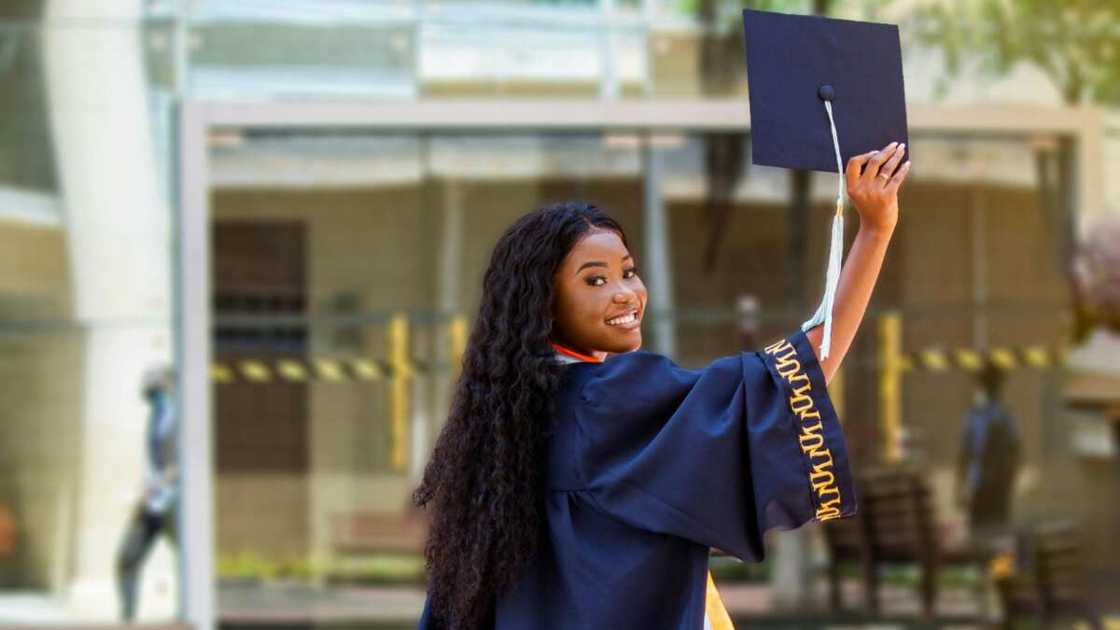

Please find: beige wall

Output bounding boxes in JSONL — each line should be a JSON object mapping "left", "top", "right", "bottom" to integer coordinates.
{"left": 0, "top": 223, "right": 79, "bottom": 590}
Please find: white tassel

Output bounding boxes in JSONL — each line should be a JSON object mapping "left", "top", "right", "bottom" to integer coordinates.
{"left": 801, "top": 100, "right": 846, "bottom": 361}
{"left": 801, "top": 204, "right": 843, "bottom": 360}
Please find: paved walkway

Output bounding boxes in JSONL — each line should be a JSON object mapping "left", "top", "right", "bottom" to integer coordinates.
{"left": 5, "top": 580, "right": 1115, "bottom": 627}
{"left": 216, "top": 580, "right": 995, "bottom": 626}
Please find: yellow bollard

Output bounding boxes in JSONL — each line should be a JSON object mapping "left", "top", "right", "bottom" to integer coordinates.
{"left": 878, "top": 312, "right": 902, "bottom": 464}
{"left": 389, "top": 314, "right": 412, "bottom": 473}
{"left": 449, "top": 315, "right": 468, "bottom": 372}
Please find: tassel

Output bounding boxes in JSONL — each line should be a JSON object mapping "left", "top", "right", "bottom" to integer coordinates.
{"left": 801, "top": 100, "right": 846, "bottom": 361}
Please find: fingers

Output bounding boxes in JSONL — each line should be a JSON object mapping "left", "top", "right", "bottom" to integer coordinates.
{"left": 860, "top": 141, "right": 900, "bottom": 187}
{"left": 845, "top": 150, "right": 877, "bottom": 189}
{"left": 845, "top": 141, "right": 908, "bottom": 191}
{"left": 884, "top": 160, "right": 912, "bottom": 195}
{"left": 879, "top": 143, "right": 906, "bottom": 182}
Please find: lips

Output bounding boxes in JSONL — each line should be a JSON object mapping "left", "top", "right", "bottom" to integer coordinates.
{"left": 605, "top": 308, "right": 641, "bottom": 328}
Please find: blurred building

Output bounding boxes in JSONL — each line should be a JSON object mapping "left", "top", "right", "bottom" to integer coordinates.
{"left": 0, "top": 0, "right": 1118, "bottom": 628}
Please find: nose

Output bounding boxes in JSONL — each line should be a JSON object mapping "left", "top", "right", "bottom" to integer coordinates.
{"left": 613, "top": 289, "right": 637, "bottom": 305}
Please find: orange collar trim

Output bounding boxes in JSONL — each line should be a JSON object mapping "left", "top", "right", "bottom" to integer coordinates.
{"left": 549, "top": 341, "right": 604, "bottom": 363}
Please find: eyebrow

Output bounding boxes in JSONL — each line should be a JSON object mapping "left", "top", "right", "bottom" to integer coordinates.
{"left": 576, "top": 254, "right": 631, "bottom": 274}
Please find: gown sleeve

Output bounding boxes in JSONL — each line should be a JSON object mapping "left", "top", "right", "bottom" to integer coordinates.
{"left": 574, "top": 326, "right": 856, "bottom": 561}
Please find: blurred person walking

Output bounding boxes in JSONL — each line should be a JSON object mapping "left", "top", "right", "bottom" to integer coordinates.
{"left": 116, "top": 365, "right": 179, "bottom": 622}
{"left": 957, "top": 361, "right": 1021, "bottom": 545}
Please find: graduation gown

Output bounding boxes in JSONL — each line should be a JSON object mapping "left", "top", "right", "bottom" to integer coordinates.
{"left": 418, "top": 327, "right": 856, "bottom": 629}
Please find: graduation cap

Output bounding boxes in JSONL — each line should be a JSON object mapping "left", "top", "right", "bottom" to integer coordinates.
{"left": 741, "top": 9, "right": 909, "bottom": 360}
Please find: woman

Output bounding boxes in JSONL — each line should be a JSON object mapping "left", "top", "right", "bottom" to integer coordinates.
{"left": 415, "top": 142, "right": 910, "bottom": 629}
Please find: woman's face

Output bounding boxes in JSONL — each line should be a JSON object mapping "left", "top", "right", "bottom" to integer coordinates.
{"left": 551, "top": 228, "right": 647, "bottom": 359}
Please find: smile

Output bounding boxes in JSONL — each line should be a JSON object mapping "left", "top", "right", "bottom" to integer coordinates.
{"left": 605, "top": 310, "right": 641, "bottom": 328}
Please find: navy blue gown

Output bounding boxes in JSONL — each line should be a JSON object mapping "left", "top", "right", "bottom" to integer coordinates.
{"left": 418, "top": 327, "right": 856, "bottom": 629}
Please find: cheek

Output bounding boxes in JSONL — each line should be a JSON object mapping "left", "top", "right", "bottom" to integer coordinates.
{"left": 575, "top": 295, "right": 605, "bottom": 324}
{"left": 553, "top": 285, "right": 596, "bottom": 331}
{"left": 569, "top": 291, "right": 609, "bottom": 333}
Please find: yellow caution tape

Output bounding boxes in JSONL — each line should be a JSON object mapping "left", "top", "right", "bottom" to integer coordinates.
{"left": 240, "top": 360, "right": 272, "bottom": 383}
{"left": 989, "top": 348, "right": 1017, "bottom": 370}
{"left": 314, "top": 358, "right": 346, "bottom": 383}
{"left": 277, "top": 359, "right": 309, "bottom": 382}
{"left": 955, "top": 348, "right": 983, "bottom": 371}
{"left": 919, "top": 350, "right": 950, "bottom": 371}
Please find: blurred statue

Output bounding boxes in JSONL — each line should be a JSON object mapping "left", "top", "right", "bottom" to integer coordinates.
{"left": 116, "top": 365, "right": 179, "bottom": 622}
{"left": 956, "top": 361, "right": 1021, "bottom": 544}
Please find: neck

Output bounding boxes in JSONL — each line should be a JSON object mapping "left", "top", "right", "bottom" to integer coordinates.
{"left": 549, "top": 340, "right": 605, "bottom": 363}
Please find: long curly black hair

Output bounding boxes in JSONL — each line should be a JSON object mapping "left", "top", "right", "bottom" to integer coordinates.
{"left": 412, "top": 200, "right": 629, "bottom": 628}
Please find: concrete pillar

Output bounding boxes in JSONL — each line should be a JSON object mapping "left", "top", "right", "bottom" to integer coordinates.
{"left": 641, "top": 134, "right": 676, "bottom": 357}
{"left": 44, "top": 0, "right": 177, "bottom": 620}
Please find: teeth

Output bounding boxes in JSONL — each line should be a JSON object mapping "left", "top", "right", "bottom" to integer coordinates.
{"left": 607, "top": 312, "right": 638, "bottom": 326}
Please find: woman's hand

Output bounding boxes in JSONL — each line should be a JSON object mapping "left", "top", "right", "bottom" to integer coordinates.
{"left": 845, "top": 141, "right": 910, "bottom": 232}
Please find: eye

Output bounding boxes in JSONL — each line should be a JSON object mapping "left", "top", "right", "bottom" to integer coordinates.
{"left": 586, "top": 263, "right": 640, "bottom": 285}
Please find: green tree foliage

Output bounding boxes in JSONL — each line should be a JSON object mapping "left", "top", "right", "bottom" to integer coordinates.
{"left": 913, "top": 1, "right": 1120, "bottom": 340}
{"left": 913, "top": 0, "right": 1120, "bottom": 105}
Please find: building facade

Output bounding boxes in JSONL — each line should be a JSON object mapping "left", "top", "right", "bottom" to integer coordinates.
{"left": 0, "top": 1, "right": 1117, "bottom": 627}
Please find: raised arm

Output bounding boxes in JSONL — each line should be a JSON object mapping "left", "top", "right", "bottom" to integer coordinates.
{"left": 806, "top": 141, "right": 910, "bottom": 385}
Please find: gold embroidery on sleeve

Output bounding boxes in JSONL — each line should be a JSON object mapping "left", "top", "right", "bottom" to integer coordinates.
{"left": 763, "top": 338, "right": 843, "bottom": 521}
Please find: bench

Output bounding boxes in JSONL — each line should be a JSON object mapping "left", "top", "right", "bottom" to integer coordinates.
{"left": 996, "top": 521, "right": 1100, "bottom": 629}
{"left": 822, "top": 467, "right": 983, "bottom": 618}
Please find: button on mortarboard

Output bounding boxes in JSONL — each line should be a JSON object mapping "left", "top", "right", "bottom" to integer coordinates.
{"left": 742, "top": 9, "right": 909, "bottom": 173}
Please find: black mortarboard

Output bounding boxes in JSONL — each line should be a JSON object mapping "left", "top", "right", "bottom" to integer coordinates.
{"left": 741, "top": 9, "right": 909, "bottom": 172}
{"left": 741, "top": 9, "right": 909, "bottom": 360}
